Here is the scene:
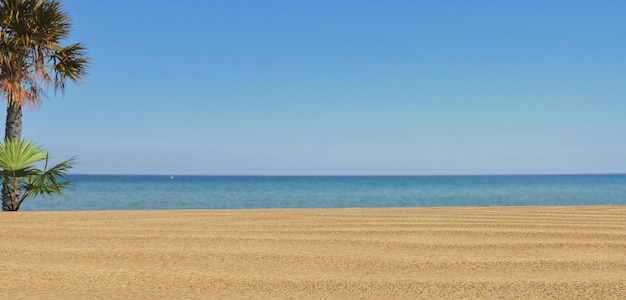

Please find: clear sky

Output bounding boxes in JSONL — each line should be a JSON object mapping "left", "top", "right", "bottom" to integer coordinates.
{"left": 7, "top": 0, "right": 626, "bottom": 175}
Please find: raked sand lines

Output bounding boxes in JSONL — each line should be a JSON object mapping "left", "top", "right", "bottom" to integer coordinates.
{"left": 1, "top": 206, "right": 624, "bottom": 299}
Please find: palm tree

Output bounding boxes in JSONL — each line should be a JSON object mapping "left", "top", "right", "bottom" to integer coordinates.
{"left": 0, "top": 138, "right": 74, "bottom": 211}
{"left": 0, "top": 0, "right": 88, "bottom": 210}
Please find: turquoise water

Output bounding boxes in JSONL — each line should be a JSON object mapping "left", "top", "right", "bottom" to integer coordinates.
{"left": 19, "top": 175, "right": 626, "bottom": 211}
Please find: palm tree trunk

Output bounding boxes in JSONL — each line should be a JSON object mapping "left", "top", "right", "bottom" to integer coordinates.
{"left": 2, "top": 103, "right": 22, "bottom": 211}
{"left": 5, "top": 102, "right": 22, "bottom": 139}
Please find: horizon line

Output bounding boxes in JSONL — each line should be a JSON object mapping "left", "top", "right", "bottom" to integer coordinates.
{"left": 66, "top": 173, "right": 626, "bottom": 177}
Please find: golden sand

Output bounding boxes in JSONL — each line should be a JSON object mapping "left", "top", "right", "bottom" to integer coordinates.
{"left": 1, "top": 206, "right": 624, "bottom": 299}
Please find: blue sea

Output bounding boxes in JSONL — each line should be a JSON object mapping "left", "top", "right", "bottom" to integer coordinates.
{"left": 19, "top": 175, "right": 626, "bottom": 211}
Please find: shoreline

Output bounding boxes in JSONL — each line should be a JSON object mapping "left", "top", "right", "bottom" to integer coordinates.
{"left": 2, "top": 205, "right": 625, "bottom": 299}
{"left": 19, "top": 203, "right": 626, "bottom": 213}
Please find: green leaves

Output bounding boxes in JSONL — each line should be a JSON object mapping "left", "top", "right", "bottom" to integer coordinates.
{"left": 23, "top": 154, "right": 75, "bottom": 198}
{"left": 0, "top": 138, "right": 44, "bottom": 171}
{"left": 0, "top": 138, "right": 75, "bottom": 210}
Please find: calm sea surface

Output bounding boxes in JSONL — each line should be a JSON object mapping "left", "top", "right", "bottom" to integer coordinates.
{"left": 19, "top": 175, "right": 626, "bottom": 211}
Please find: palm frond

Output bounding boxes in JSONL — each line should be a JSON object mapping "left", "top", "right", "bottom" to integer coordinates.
{"left": 0, "top": 0, "right": 88, "bottom": 107}
{"left": 0, "top": 137, "right": 76, "bottom": 210}
{"left": 0, "top": 138, "right": 45, "bottom": 171}
{"left": 51, "top": 42, "right": 88, "bottom": 89}
{"left": 0, "top": 165, "right": 38, "bottom": 178}
{"left": 22, "top": 154, "right": 75, "bottom": 198}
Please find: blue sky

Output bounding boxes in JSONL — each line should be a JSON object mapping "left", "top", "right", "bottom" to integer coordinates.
{"left": 8, "top": 0, "right": 626, "bottom": 175}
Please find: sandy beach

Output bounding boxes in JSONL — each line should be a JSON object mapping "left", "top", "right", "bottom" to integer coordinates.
{"left": 1, "top": 206, "right": 624, "bottom": 299}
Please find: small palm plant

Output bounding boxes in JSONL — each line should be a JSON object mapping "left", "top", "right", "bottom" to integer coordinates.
{"left": 0, "top": 138, "right": 74, "bottom": 211}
